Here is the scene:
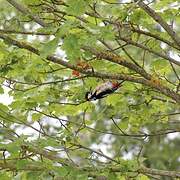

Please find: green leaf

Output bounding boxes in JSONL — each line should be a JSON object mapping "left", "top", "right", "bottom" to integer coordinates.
{"left": 77, "top": 101, "right": 95, "bottom": 113}
{"left": 138, "top": 174, "right": 150, "bottom": 180}
{"left": 118, "top": 120, "right": 128, "bottom": 130}
{"left": 54, "top": 166, "right": 68, "bottom": 177}
{"left": 62, "top": 34, "right": 81, "bottom": 61}
{"left": 40, "top": 37, "right": 59, "bottom": 58}
{"left": 152, "top": 59, "right": 169, "bottom": 70}
{"left": 0, "top": 103, "right": 9, "bottom": 112}
{"left": 10, "top": 100, "right": 24, "bottom": 109}
{"left": 0, "top": 172, "right": 12, "bottom": 180}
{"left": 108, "top": 172, "right": 117, "bottom": 180}
{"left": 16, "top": 160, "right": 29, "bottom": 170}
{"left": 66, "top": 0, "right": 87, "bottom": 16}
{"left": 32, "top": 113, "right": 42, "bottom": 121}
{"left": 105, "top": 94, "right": 120, "bottom": 106}
{"left": 26, "top": 172, "right": 42, "bottom": 180}
{"left": 100, "top": 25, "right": 115, "bottom": 40}
{"left": 77, "top": 173, "right": 88, "bottom": 180}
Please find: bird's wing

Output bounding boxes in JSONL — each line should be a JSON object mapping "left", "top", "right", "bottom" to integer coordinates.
{"left": 94, "top": 82, "right": 113, "bottom": 95}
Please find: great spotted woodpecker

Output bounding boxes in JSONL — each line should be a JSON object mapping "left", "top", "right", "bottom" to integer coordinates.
{"left": 85, "top": 81, "right": 124, "bottom": 101}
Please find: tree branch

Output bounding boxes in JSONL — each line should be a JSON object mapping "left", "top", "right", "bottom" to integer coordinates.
{"left": 6, "top": 0, "right": 48, "bottom": 27}
{"left": 138, "top": 166, "right": 180, "bottom": 178}
{"left": 1, "top": 145, "right": 180, "bottom": 178}
{"left": 0, "top": 29, "right": 51, "bottom": 36}
{"left": 118, "top": 37, "right": 180, "bottom": 66}
{"left": 131, "top": 28, "right": 180, "bottom": 51}
{"left": 0, "top": 161, "right": 44, "bottom": 171}
{"left": 136, "top": 0, "right": 180, "bottom": 47}
{"left": 0, "top": 33, "right": 180, "bottom": 103}
{"left": 83, "top": 46, "right": 151, "bottom": 80}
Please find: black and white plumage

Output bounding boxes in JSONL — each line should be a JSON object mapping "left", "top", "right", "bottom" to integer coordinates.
{"left": 85, "top": 81, "right": 124, "bottom": 101}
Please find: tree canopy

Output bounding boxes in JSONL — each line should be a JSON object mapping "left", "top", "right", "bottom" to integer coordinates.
{"left": 0, "top": 0, "right": 180, "bottom": 179}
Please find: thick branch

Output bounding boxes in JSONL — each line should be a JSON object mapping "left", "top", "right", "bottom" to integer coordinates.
{"left": 83, "top": 46, "right": 151, "bottom": 80}
{"left": 136, "top": 0, "right": 180, "bottom": 47}
{"left": 138, "top": 166, "right": 180, "bottom": 178}
{"left": 0, "top": 161, "right": 43, "bottom": 171}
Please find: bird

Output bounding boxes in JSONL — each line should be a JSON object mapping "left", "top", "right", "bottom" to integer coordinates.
{"left": 85, "top": 81, "right": 124, "bottom": 101}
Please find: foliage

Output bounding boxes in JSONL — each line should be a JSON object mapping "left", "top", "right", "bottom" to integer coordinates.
{"left": 0, "top": 0, "right": 179, "bottom": 179}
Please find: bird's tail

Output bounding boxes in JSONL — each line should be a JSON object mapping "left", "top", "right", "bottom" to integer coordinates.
{"left": 118, "top": 80, "right": 125, "bottom": 87}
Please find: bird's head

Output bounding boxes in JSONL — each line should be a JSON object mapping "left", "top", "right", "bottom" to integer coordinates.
{"left": 85, "top": 91, "right": 91, "bottom": 101}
